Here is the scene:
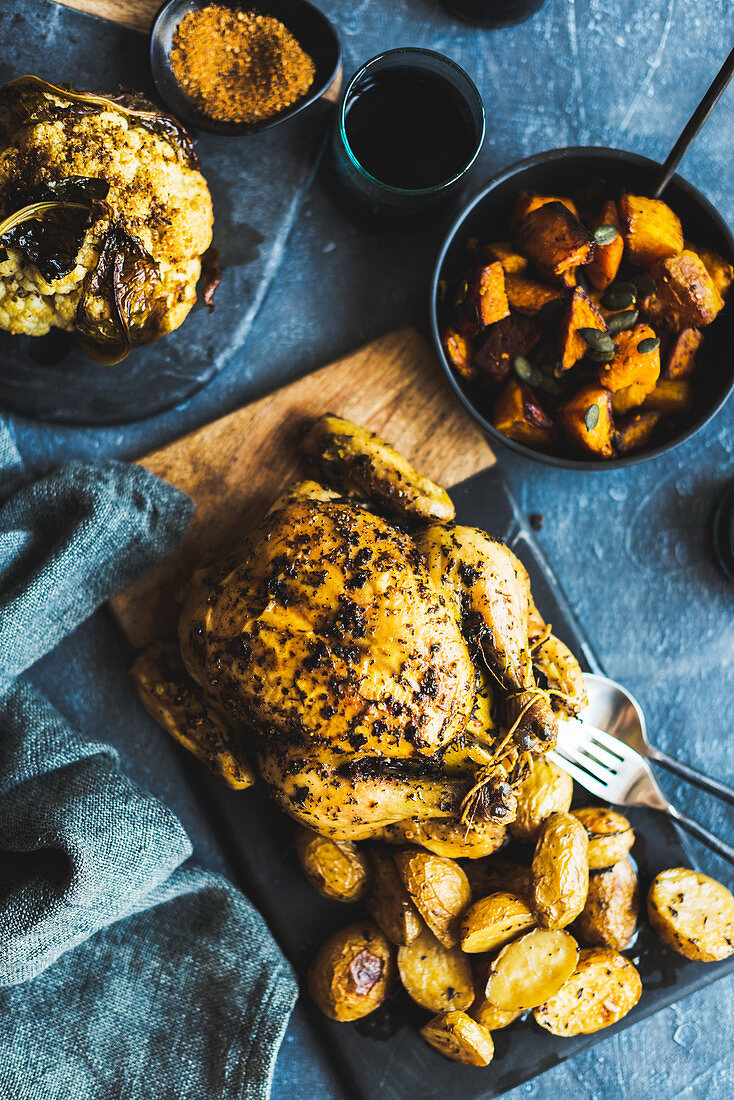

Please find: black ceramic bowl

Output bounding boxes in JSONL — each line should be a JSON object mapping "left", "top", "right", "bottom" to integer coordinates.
{"left": 150, "top": 0, "right": 341, "bottom": 135}
{"left": 430, "top": 147, "right": 734, "bottom": 469}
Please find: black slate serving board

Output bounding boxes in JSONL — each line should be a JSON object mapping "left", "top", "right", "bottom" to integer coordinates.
{"left": 0, "top": 0, "right": 328, "bottom": 424}
{"left": 176, "top": 462, "right": 734, "bottom": 1100}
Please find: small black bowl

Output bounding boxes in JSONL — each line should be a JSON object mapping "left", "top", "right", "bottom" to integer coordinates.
{"left": 150, "top": 0, "right": 341, "bottom": 135}
{"left": 430, "top": 147, "right": 734, "bottom": 470}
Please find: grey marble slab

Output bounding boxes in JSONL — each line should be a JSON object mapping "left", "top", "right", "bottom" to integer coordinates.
{"left": 5, "top": 0, "right": 734, "bottom": 1098}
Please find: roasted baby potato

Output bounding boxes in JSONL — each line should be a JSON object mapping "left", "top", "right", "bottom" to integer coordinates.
{"left": 559, "top": 287, "right": 608, "bottom": 373}
{"left": 531, "top": 811, "right": 589, "bottom": 928}
{"left": 463, "top": 858, "right": 531, "bottom": 899}
{"left": 395, "top": 849, "right": 471, "bottom": 948}
{"left": 308, "top": 921, "right": 395, "bottom": 1021}
{"left": 484, "top": 927, "right": 579, "bottom": 1012}
{"left": 572, "top": 807, "right": 635, "bottom": 869}
{"left": 642, "top": 377, "right": 694, "bottom": 415}
{"left": 467, "top": 262, "right": 510, "bottom": 327}
{"left": 600, "top": 323, "right": 660, "bottom": 403}
{"left": 441, "top": 325, "right": 475, "bottom": 381}
{"left": 493, "top": 377, "right": 557, "bottom": 449}
{"left": 471, "top": 996, "right": 522, "bottom": 1030}
{"left": 511, "top": 193, "right": 579, "bottom": 231}
{"left": 613, "top": 409, "right": 661, "bottom": 454}
{"left": 484, "top": 241, "right": 528, "bottom": 275}
{"left": 663, "top": 327, "right": 702, "bottom": 380}
{"left": 474, "top": 312, "right": 542, "bottom": 382}
{"left": 516, "top": 202, "right": 594, "bottom": 279}
{"left": 460, "top": 891, "right": 535, "bottom": 953}
{"left": 504, "top": 275, "right": 564, "bottom": 316}
{"left": 510, "top": 755, "right": 574, "bottom": 843}
{"left": 575, "top": 858, "right": 640, "bottom": 950}
{"left": 364, "top": 847, "right": 423, "bottom": 946}
{"left": 587, "top": 199, "right": 624, "bottom": 291}
{"left": 385, "top": 817, "right": 508, "bottom": 859}
{"left": 397, "top": 923, "right": 475, "bottom": 1012}
{"left": 557, "top": 384, "right": 614, "bottom": 458}
{"left": 618, "top": 192, "right": 683, "bottom": 266}
{"left": 420, "top": 1010, "right": 494, "bottom": 1066}
{"left": 647, "top": 868, "right": 734, "bottom": 961}
{"left": 294, "top": 826, "right": 368, "bottom": 902}
{"left": 534, "top": 947, "right": 642, "bottom": 1035}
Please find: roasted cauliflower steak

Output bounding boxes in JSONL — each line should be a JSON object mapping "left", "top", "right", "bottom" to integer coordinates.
{"left": 132, "top": 415, "right": 586, "bottom": 841}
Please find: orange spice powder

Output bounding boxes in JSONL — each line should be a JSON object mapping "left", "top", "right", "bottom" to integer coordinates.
{"left": 170, "top": 6, "right": 316, "bottom": 125}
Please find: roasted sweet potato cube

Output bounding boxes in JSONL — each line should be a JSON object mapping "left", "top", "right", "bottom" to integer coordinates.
{"left": 643, "top": 378, "right": 694, "bottom": 415}
{"left": 599, "top": 324, "right": 660, "bottom": 405}
{"left": 516, "top": 203, "right": 595, "bottom": 278}
{"left": 613, "top": 409, "right": 661, "bottom": 454}
{"left": 587, "top": 200, "right": 624, "bottom": 291}
{"left": 656, "top": 250, "right": 724, "bottom": 327}
{"left": 663, "top": 327, "right": 702, "bottom": 380}
{"left": 511, "top": 193, "right": 579, "bottom": 231}
{"left": 442, "top": 326, "right": 475, "bottom": 381}
{"left": 559, "top": 288, "right": 608, "bottom": 372}
{"left": 618, "top": 193, "right": 683, "bottom": 266}
{"left": 687, "top": 243, "right": 734, "bottom": 298}
{"left": 484, "top": 242, "right": 528, "bottom": 275}
{"left": 505, "top": 275, "right": 564, "bottom": 316}
{"left": 467, "top": 262, "right": 510, "bottom": 327}
{"left": 474, "top": 313, "right": 541, "bottom": 383}
{"left": 493, "top": 377, "right": 557, "bottom": 448}
{"left": 557, "top": 384, "right": 614, "bottom": 458}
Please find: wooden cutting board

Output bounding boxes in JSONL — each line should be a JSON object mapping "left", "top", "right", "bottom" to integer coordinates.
{"left": 111, "top": 327, "right": 495, "bottom": 648}
{"left": 56, "top": 0, "right": 161, "bottom": 32}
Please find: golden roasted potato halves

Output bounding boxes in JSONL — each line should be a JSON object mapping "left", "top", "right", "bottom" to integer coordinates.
{"left": 308, "top": 921, "right": 395, "bottom": 1021}
{"left": 420, "top": 1011, "right": 494, "bottom": 1066}
{"left": 647, "top": 868, "right": 734, "bottom": 962}
{"left": 294, "top": 826, "right": 368, "bottom": 902}
{"left": 534, "top": 948, "right": 642, "bottom": 1035}
{"left": 397, "top": 924, "right": 474, "bottom": 1012}
{"left": 484, "top": 927, "right": 579, "bottom": 1013}
{"left": 530, "top": 812, "right": 589, "bottom": 928}
{"left": 460, "top": 892, "right": 535, "bottom": 953}
{"left": 510, "top": 756, "right": 573, "bottom": 843}
{"left": 364, "top": 847, "right": 422, "bottom": 946}
{"left": 575, "top": 858, "right": 639, "bottom": 951}
{"left": 572, "top": 806, "right": 634, "bottom": 869}
{"left": 395, "top": 849, "right": 471, "bottom": 948}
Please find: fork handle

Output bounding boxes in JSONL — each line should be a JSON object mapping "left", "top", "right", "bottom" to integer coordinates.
{"left": 650, "top": 748, "right": 734, "bottom": 806}
{"left": 668, "top": 806, "right": 734, "bottom": 865}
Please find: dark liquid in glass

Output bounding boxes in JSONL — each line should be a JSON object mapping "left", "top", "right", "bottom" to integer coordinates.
{"left": 441, "top": 0, "right": 545, "bottom": 27}
{"left": 343, "top": 68, "right": 477, "bottom": 190}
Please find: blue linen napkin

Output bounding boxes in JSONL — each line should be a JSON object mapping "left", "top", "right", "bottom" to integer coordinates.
{"left": 0, "top": 420, "right": 298, "bottom": 1099}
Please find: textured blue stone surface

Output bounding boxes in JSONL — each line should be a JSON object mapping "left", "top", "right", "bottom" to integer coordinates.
{"left": 8, "top": 0, "right": 734, "bottom": 1096}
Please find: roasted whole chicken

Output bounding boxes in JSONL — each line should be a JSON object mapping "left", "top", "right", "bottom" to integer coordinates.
{"left": 132, "top": 415, "right": 586, "bottom": 845}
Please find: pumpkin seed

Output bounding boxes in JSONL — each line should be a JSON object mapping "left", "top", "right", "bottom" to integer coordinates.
{"left": 575, "top": 268, "right": 592, "bottom": 293}
{"left": 602, "top": 285, "right": 636, "bottom": 311}
{"left": 453, "top": 279, "right": 468, "bottom": 309}
{"left": 464, "top": 298, "right": 480, "bottom": 325}
{"left": 540, "top": 376, "right": 563, "bottom": 395}
{"left": 632, "top": 273, "right": 657, "bottom": 298}
{"left": 637, "top": 336, "right": 660, "bottom": 354}
{"left": 585, "top": 404, "right": 600, "bottom": 430}
{"left": 513, "top": 355, "right": 542, "bottom": 387}
{"left": 594, "top": 223, "right": 619, "bottom": 246}
{"left": 587, "top": 347, "right": 617, "bottom": 363}
{"left": 578, "top": 328, "right": 615, "bottom": 354}
{"left": 607, "top": 308, "right": 639, "bottom": 334}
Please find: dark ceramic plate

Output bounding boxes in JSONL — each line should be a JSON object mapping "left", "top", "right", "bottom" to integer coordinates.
{"left": 181, "top": 462, "right": 734, "bottom": 1100}
{"left": 430, "top": 148, "right": 734, "bottom": 470}
{"left": 0, "top": 0, "right": 331, "bottom": 425}
{"left": 151, "top": 0, "right": 341, "bottom": 136}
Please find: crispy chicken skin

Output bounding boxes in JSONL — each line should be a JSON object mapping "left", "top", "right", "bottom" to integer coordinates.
{"left": 133, "top": 417, "right": 578, "bottom": 842}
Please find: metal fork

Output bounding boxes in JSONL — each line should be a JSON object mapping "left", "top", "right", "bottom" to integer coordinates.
{"left": 549, "top": 718, "right": 734, "bottom": 864}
